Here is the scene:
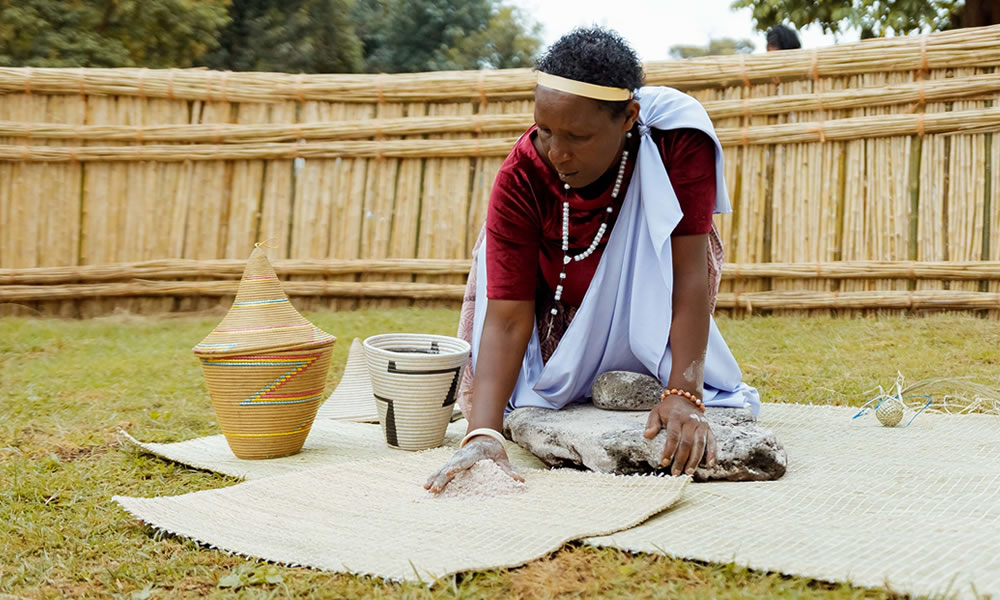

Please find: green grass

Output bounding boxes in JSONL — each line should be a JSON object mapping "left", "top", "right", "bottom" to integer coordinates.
{"left": 3, "top": 310, "right": 998, "bottom": 599}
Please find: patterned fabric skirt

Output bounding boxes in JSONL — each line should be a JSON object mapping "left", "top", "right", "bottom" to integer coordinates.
{"left": 535, "top": 297, "right": 578, "bottom": 365}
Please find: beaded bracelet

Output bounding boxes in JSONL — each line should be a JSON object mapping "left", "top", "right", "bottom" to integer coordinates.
{"left": 661, "top": 388, "right": 706, "bottom": 413}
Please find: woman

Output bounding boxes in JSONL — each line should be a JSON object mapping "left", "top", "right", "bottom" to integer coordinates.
{"left": 425, "top": 27, "right": 760, "bottom": 493}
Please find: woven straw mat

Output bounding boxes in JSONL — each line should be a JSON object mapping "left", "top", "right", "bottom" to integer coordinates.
{"left": 314, "top": 338, "right": 378, "bottom": 422}
{"left": 122, "top": 338, "right": 1000, "bottom": 596}
{"left": 120, "top": 419, "right": 547, "bottom": 480}
{"left": 588, "top": 403, "right": 1000, "bottom": 599}
{"left": 114, "top": 449, "right": 687, "bottom": 582}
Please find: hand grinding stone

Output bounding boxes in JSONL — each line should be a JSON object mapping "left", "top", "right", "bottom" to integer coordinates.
{"left": 591, "top": 371, "right": 664, "bottom": 411}
{"left": 503, "top": 371, "right": 787, "bottom": 481}
{"left": 504, "top": 404, "right": 787, "bottom": 481}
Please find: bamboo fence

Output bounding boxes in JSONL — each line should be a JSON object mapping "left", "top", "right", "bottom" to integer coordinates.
{"left": 1, "top": 24, "right": 999, "bottom": 317}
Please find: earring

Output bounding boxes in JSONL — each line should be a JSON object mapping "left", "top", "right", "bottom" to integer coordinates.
{"left": 626, "top": 131, "right": 632, "bottom": 138}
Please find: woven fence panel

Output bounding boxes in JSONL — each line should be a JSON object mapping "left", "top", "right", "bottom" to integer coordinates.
{"left": 1, "top": 25, "right": 998, "bottom": 316}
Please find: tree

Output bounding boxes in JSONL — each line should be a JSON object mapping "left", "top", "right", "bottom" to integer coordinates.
{"left": 731, "top": 0, "right": 999, "bottom": 38}
{"left": 357, "top": 0, "right": 543, "bottom": 73}
{"left": 0, "top": 0, "right": 229, "bottom": 68}
{"left": 0, "top": 0, "right": 542, "bottom": 73}
{"left": 669, "top": 38, "right": 755, "bottom": 59}
{"left": 200, "top": 0, "right": 364, "bottom": 73}
{"left": 448, "top": 5, "right": 542, "bottom": 69}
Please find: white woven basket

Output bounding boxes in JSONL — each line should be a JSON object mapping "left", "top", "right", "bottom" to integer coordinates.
{"left": 362, "top": 333, "right": 470, "bottom": 451}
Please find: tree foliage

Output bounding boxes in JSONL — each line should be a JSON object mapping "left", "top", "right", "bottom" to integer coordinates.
{"left": 200, "top": 0, "right": 364, "bottom": 73}
{"left": 0, "top": 0, "right": 542, "bottom": 73}
{"left": 731, "top": 0, "right": 997, "bottom": 38}
{"left": 0, "top": 0, "right": 229, "bottom": 68}
{"left": 357, "top": 0, "right": 542, "bottom": 72}
{"left": 669, "top": 38, "right": 755, "bottom": 59}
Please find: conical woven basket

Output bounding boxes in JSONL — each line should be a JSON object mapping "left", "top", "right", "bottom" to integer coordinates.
{"left": 193, "top": 247, "right": 336, "bottom": 459}
{"left": 363, "top": 333, "right": 470, "bottom": 451}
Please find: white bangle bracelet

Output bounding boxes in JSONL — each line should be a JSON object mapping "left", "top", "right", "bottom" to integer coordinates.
{"left": 460, "top": 428, "right": 506, "bottom": 449}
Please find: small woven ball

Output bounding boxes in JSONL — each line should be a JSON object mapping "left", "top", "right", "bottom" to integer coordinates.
{"left": 876, "top": 397, "right": 905, "bottom": 427}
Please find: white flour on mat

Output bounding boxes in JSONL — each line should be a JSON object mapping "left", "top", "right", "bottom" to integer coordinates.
{"left": 433, "top": 459, "right": 526, "bottom": 499}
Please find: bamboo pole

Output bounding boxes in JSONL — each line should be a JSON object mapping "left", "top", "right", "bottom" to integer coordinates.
{"left": 8, "top": 106, "right": 996, "bottom": 164}
{"left": 21, "top": 93, "right": 85, "bottom": 316}
{"left": 2, "top": 68, "right": 996, "bottom": 145}
{"left": 710, "top": 85, "right": 742, "bottom": 294}
{"left": 0, "top": 93, "right": 12, "bottom": 278}
{"left": 76, "top": 95, "right": 122, "bottom": 317}
{"left": 946, "top": 68, "right": 988, "bottom": 297}
{"left": 258, "top": 102, "right": 299, "bottom": 257}
{"left": 329, "top": 101, "right": 378, "bottom": 311}
{"left": 7, "top": 258, "right": 999, "bottom": 285}
{"left": 0, "top": 280, "right": 467, "bottom": 301}
{"left": 0, "top": 113, "right": 533, "bottom": 142}
{"left": 839, "top": 72, "right": 867, "bottom": 312}
{"left": 701, "top": 71, "right": 1000, "bottom": 119}
{"left": 718, "top": 290, "right": 1000, "bottom": 311}
{"left": 869, "top": 72, "right": 912, "bottom": 304}
{"left": 137, "top": 97, "right": 191, "bottom": 314}
{"left": 226, "top": 102, "right": 271, "bottom": 258}
{"left": 1, "top": 25, "right": 998, "bottom": 101}
{"left": 179, "top": 99, "right": 232, "bottom": 312}
{"left": 917, "top": 69, "right": 952, "bottom": 296}
{"left": 5, "top": 282, "right": 1000, "bottom": 312}
{"left": 989, "top": 128, "right": 999, "bottom": 318}
{"left": 769, "top": 76, "right": 815, "bottom": 311}
{"left": 416, "top": 101, "right": 473, "bottom": 309}
{"left": 358, "top": 99, "right": 408, "bottom": 309}
{"left": 289, "top": 99, "right": 330, "bottom": 312}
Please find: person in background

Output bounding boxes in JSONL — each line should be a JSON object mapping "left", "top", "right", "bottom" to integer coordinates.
{"left": 766, "top": 24, "right": 801, "bottom": 51}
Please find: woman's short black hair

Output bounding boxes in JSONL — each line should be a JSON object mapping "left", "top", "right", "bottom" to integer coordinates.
{"left": 535, "top": 26, "right": 644, "bottom": 117}
{"left": 766, "top": 25, "right": 801, "bottom": 50}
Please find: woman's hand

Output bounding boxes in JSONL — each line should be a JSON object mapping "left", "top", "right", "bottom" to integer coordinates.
{"left": 424, "top": 436, "right": 524, "bottom": 494}
{"left": 643, "top": 394, "right": 717, "bottom": 476}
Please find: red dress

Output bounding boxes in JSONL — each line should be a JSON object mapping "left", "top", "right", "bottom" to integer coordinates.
{"left": 485, "top": 125, "right": 716, "bottom": 307}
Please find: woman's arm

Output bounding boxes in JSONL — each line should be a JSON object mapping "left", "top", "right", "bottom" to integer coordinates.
{"left": 643, "top": 233, "right": 717, "bottom": 476}
{"left": 666, "top": 233, "right": 710, "bottom": 400}
{"left": 642, "top": 128, "right": 720, "bottom": 476}
{"left": 425, "top": 298, "right": 534, "bottom": 493}
{"left": 467, "top": 299, "right": 536, "bottom": 432}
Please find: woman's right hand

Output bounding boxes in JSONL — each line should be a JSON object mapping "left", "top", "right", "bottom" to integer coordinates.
{"left": 424, "top": 436, "right": 524, "bottom": 494}
{"left": 644, "top": 394, "right": 717, "bottom": 477}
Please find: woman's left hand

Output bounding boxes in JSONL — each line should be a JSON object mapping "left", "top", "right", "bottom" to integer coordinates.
{"left": 643, "top": 394, "right": 717, "bottom": 476}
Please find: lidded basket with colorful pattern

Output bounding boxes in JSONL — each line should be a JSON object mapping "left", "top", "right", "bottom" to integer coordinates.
{"left": 193, "top": 246, "right": 335, "bottom": 459}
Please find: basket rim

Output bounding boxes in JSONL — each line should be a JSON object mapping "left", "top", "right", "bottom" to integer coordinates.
{"left": 362, "top": 333, "right": 470, "bottom": 358}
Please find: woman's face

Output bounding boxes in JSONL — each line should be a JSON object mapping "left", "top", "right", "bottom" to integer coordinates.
{"left": 533, "top": 86, "right": 639, "bottom": 189}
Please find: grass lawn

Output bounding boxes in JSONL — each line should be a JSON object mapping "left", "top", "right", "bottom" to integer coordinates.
{"left": 2, "top": 309, "right": 998, "bottom": 599}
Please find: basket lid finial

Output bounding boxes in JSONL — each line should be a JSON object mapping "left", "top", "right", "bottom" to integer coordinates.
{"left": 193, "top": 246, "right": 335, "bottom": 357}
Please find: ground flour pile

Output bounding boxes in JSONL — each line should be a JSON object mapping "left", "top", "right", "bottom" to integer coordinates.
{"left": 435, "top": 459, "right": 527, "bottom": 499}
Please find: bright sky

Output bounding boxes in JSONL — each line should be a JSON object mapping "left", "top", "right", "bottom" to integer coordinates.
{"left": 510, "top": 0, "right": 861, "bottom": 60}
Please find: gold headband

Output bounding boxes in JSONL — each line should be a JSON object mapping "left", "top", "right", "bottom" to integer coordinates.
{"left": 536, "top": 72, "right": 633, "bottom": 102}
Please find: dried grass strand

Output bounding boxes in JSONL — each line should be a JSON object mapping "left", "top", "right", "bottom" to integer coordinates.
{"left": 1, "top": 25, "right": 997, "bottom": 101}
{"left": 3, "top": 107, "right": 998, "bottom": 162}
{"left": 3, "top": 73, "right": 999, "bottom": 144}
{"left": 6, "top": 259, "right": 1000, "bottom": 285}
{"left": 0, "top": 280, "right": 466, "bottom": 301}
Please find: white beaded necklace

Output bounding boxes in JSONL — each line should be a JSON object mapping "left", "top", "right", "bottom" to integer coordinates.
{"left": 551, "top": 131, "right": 631, "bottom": 315}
